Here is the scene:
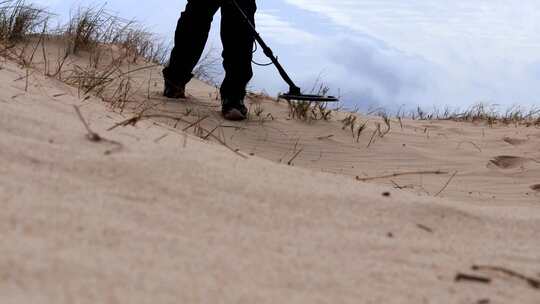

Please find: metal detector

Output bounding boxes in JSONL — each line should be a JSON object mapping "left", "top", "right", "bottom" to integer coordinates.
{"left": 228, "top": 0, "right": 339, "bottom": 103}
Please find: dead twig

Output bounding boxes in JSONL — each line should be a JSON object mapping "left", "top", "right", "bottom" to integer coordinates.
{"left": 455, "top": 273, "right": 492, "bottom": 284}
{"left": 390, "top": 180, "right": 414, "bottom": 190}
{"left": 356, "top": 170, "right": 448, "bottom": 182}
{"left": 472, "top": 265, "right": 540, "bottom": 289}
{"left": 287, "top": 148, "right": 303, "bottom": 166}
{"left": 416, "top": 224, "right": 434, "bottom": 233}
{"left": 434, "top": 171, "right": 458, "bottom": 197}
{"left": 107, "top": 113, "right": 143, "bottom": 131}
{"left": 390, "top": 180, "right": 404, "bottom": 189}
{"left": 366, "top": 125, "right": 379, "bottom": 148}
{"left": 109, "top": 113, "right": 247, "bottom": 159}
{"left": 317, "top": 134, "right": 334, "bottom": 140}
{"left": 73, "top": 105, "right": 123, "bottom": 154}
{"left": 203, "top": 124, "right": 221, "bottom": 140}
{"left": 457, "top": 141, "right": 482, "bottom": 152}
{"left": 182, "top": 115, "right": 209, "bottom": 132}
{"left": 153, "top": 133, "right": 168, "bottom": 143}
{"left": 73, "top": 105, "right": 101, "bottom": 141}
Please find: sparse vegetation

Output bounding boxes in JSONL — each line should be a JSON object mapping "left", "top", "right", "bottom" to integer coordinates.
{"left": 340, "top": 113, "right": 369, "bottom": 143}
{"left": 0, "top": 0, "right": 48, "bottom": 44}
{"left": 403, "top": 103, "right": 540, "bottom": 127}
{"left": 193, "top": 46, "right": 221, "bottom": 85}
{"left": 2, "top": 0, "right": 538, "bottom": 163}
{"left": 285, "top": 79, "right": 338, "bottom": 122}
{"left": 64, "top": 5, "right": 110, "bottom": 54}
{"left": 61, "top": 5, "right": 170, "bottom": 63}
{"left": 287, "top": 100, "right": 338, "bottom": 121}
{"left": 246, "top": 101, "right": 274, "bottom": 123}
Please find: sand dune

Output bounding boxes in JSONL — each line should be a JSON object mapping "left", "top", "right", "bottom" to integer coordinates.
{"left": 1, "top": 42, "right": 540, "bottom": 303}
{"left": 148, "top": 77, "right": 540, "bottom": 207}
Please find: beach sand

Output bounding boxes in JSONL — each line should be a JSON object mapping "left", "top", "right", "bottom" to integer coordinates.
{"left": 1, "top": 42, "right": 539, "bottom": 303}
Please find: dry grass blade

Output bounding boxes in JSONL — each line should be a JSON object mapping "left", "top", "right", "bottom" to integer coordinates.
{"left": 356, "top": 170, "right": 449, "bottom": 182}
{"left": 406, "top": 103, "right": 540, "bottom": 127}
{"left": 108, "top": 113, "right": 247, "bottom": 159}
{"left": 73, "top": 105, "right": 101, "bottom": 141}
{"left": 416, "top": 224, "right": 434, "bottom": 233}
{"left": 193, "top": 46, "right": 221, "bottom": 85}
{"left": 434, "top": 171, "right": 458, "bottom": 197}
{"left": 457, "top": 141, "right": 482, "bottom": 152}
{"left": 366, "top": 124, "right": 380, "bottom": 148}
{"left": 317, "top": 134, "right": 334, "bottom": 140}
{"left": 182, "top": 115, "right": 209, "bottom": 132}
{"left": 0, "top": 0, "right": 49, "bottom": 43}
{"left": 106, "top": 113, "right": 144, "bottom": 131}
{"left": 65, "top": 5, "right": 112, "bottom": 54}
{"left": 472, "top": 265, "right": 540, "bottom": 289}
{"left": 455, "top": 273, "right": 492, "bottom": 284}
{"left": 287, "top": 148, "right": 303, "bottom": 166}
{"left": 203, "top": 124, "right": 221, "bottom": 140}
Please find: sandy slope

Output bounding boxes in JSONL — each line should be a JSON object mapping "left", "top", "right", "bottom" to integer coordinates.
{"left": 154, "top": 80, "right": 540, "bottom": 207}
{"left": 1, "top": 48, "right": 540, "bottom": 303}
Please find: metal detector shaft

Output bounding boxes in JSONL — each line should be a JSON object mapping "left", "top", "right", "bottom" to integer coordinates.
{"left": 228, "top": 0, "right": 301, "bottom": 96}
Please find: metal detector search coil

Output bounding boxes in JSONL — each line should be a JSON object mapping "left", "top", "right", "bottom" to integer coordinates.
{"left": 229, "top": 0, "right": 339, "bottom": 104}
{"left": 279, "top": 93, "right": 339, "bottom": 103}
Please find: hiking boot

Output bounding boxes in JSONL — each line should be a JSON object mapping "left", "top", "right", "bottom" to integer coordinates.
{"left": 222, "top": 98, "right": 248, "bottom": 121}
{"left": 163, "top": 79, "right": 186, "bottom": 99}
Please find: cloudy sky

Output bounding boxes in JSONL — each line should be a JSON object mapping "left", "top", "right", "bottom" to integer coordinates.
{"left": 38, "top": 0, "right": 540, "bottom": 110}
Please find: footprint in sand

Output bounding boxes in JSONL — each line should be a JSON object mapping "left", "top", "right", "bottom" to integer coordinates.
{"left": 530, "top": 184, "right": 540, "bottom": 192}
{"left": 488, "top": 156, "right": 528, "bottom": 169}
{"left": 503, "top": 137, "right": 528, "bottom": 146}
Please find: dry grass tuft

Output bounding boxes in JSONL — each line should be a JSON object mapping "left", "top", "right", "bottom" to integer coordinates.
{"left": 193, "top": 46, "right": 221, "bottom": 85}
{"left": 343, "top": 114, "right": 367, "bottom": 142}
{"left": 0, "top": 0, "right": 48, "bottom": 44}
{"left": 287, "top": 101, "right": 337, "bottom": 122}
{"left": 64, "top": 5, "right": 111, "bottom": 54}
{"left": 404, "top": 103, "right": 540, "bottom": 127}
{"left": 62, "top": 5, "right": 170, "bottom": 63}
{"left": 286, "top": 80, "right": 338, "bottom": 122}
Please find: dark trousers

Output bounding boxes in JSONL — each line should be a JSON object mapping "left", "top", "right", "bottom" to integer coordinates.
{"left": 163, "top": 0, "right": 257, "bottom": 101}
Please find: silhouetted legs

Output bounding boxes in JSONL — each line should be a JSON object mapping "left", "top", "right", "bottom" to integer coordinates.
{"left": 163, "top": 0, "right": 256, "bottom": 101}
{"left": 220, "top": 0, "right": 256, "bottom": 101}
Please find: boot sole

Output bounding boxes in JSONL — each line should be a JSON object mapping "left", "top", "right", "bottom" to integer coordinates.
{"left": 163, "top": 89, "right": 186, "bottom": 99}
{"left": 223, "top": 108, "right": 247, "bottom": 121}
{"left": 163, "top": 93, "right": 187, "bottom": 99}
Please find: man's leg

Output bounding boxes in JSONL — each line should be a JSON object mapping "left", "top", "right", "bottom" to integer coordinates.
{"left": 163, "top": 0, "right": 220, "bottom": 96}
{"left": 220, "top": 0, "right": 256, "bottom": 117}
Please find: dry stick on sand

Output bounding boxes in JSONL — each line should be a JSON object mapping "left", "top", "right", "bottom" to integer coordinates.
{"left": 472, "top": 265, "right": 540, "bottom": 289}
{"left": 287, "top": 148, "right": 304, "bottom": 166}
{"left": 203, "top": 124, "right": 222, "bottom": 140}
{"left": 454, "top": 273, "right": 492, "bottom": 284}
{"left": 293, "top": 137, "right": 301, "bottom": 153}
{"left": 356, "top": 170, "right": 448, "bottom": 182}
{"left": 182, "top": 115, "right": 209, "bottom": 132}
{"left": 366, "top": 125, "right": 379, "bottom": 148}
{"left": 108, "top": 113, "right": 247, "bottom": 159}
{"left": 73, "top": 105, "right": 123, "bottom": 154}
{"left": 390, "top": 180, "right": 405, "bottom": 189}
{"left": 390, "top": 180, "right": 415, "bottom": 190}
{"left": 153, "top": 133, "right": 169, "bottom": 143}
{"left": 457, "top": 141, "right": 482, "bottom": 152}
{"left": 73, "top": 105, "right": 102, "bottom": 142}
{"left": 434, "top": 171, "right": 458, "bottom": 197}
{"left": 317, "top": 134, "right": 334, "bottom": 140}
{"left": 416, "top": 224, "right": 434, "bottom": 233}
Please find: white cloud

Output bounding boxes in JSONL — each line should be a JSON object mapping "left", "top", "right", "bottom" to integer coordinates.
{"left": 284, "top": 0, "right": 540, "bottom": 65}
{"left": 255, "top": 11, "right": 319, "bottom": 45}
{"left": 278, "top": 0, "right": 540, "bottom": 107}
{"left": 34, "top": 0, "right": 540, "bottom": 108}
